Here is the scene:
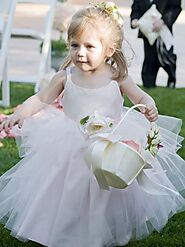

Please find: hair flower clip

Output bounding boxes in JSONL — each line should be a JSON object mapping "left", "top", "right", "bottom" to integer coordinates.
{"left": 91, "top": 1, "right": 124, "bottom": 27}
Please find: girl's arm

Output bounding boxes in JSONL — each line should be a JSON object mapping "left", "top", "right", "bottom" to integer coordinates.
{"left": 119, "top": 76, "right": 158, "bottom": 122}
{"left": 0, "top": 70, "right": 66, "bottom": 130}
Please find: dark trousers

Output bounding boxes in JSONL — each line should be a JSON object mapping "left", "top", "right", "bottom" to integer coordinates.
{"left": 142, "top": 39, "right": 177, "bottom": 88}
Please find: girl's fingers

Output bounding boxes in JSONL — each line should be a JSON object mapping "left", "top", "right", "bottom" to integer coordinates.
{"left": 139, "top": 105, "right": 158, "bottom": 123}
{"left": 147, "top": 111, "right": 158, "bottom": 119}
{"left": 9, "top": 118, "right": 17, "bottom": 128}
{"left": 0, "top": 118, "right": 6, "bottom": 130}
{"left": 146, "top": 106, "right": 158, "bottom": 114}
{"left": 0, "top": 116, "right": 18, "bottom": 131}
{"left": 18, "top": 119, "right": 24, "bottom": 128}
{"left": 146, "top": 113, "right": 158, "bottom": 122}
{"left": 144, "top": 105, "right": 158, "bottom": 117}
{"left": 4, "top": 119, "right": 11, "bottom": 130}
{"left": 139, "top": 105, "right": 147, "bottom": 114}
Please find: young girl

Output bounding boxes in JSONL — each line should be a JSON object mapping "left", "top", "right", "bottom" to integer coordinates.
{"left": 0, "top": 2, "right": 185, "bottom": 247}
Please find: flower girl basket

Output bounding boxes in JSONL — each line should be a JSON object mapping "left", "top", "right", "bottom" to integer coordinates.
{"left": 85, "top": 104, "right": 178, "bottom": 196}
{"left": 85, "top": 104, "right": 147, "bottom": 189}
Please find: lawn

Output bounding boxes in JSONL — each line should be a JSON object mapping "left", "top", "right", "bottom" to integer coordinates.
{"left": 0, "top": 82, "right": 185, "bottom": 247}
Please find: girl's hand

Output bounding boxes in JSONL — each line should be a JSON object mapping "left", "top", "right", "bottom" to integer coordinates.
{"left": 140, "top": 103, "right": 158, "bottom": 122}
{"left": 0, "top": 95, "right": 46, "bottom": 133}
{"left": 0, "top": 114, "right": 24, "bottom": 132}
{"left": 131, "top": 19, "right": 139, "bottom": 28}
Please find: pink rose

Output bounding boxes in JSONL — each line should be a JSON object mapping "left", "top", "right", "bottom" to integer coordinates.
{"left": 122, "top": 140, "right": 140, "bottom": 151}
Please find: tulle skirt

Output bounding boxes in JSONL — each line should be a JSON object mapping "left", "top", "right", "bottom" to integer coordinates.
{"left": 0, "top": 106, "right": 185, "bottom": 247}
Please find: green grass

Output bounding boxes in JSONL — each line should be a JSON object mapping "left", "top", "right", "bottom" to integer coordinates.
{"left": 0, "top": 83, "right": 185, "bottom": 246}
{"left": 51, "top": 39, "right": 68, "bottom": 57}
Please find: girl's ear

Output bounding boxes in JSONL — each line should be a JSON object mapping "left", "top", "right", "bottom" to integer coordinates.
{"left": 106, "top": 43, "right": 117, "bottom": 58}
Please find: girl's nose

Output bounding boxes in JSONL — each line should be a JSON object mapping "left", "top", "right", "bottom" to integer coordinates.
{"left": 77, "top": 46, "right": 86, "bottom": 57}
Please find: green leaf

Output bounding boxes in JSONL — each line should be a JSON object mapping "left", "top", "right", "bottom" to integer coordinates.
{"left": 80, "top": 116, "right": 89, "bottom": 125}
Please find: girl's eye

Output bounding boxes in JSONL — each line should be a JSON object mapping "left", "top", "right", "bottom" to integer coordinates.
{"left": 71, "top": 43, "right": 78, "bottom": 48}
{"left": 87, "top": 45, "right": 94, "bottom": 49}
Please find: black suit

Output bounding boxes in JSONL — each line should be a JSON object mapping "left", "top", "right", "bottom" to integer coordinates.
{"left": 130, "top": 0, "right": 182, "bottom": 88}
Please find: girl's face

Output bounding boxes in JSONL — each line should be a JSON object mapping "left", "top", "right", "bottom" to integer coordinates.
{"left": 69, "top": 28, "right": 107, "bottom": 72}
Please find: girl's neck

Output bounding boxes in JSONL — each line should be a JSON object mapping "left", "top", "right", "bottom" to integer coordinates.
{"left": 71, "top": 64, "right": 114, "bottom": 88}
{"left": 75, "top": 63, "right": 112, "bottom": 79}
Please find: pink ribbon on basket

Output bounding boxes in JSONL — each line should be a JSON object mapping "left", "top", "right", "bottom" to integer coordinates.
{"left": 85, "top": 104, "right": 179, "bottom": 196}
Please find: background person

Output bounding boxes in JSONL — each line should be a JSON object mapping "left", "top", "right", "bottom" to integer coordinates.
{"left": 130, "top": 0, "right": 182, "bottom": 88}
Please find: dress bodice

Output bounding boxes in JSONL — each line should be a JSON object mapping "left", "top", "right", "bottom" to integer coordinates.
{"left": 62, "top": 67, "right": 124, "bottom": 122}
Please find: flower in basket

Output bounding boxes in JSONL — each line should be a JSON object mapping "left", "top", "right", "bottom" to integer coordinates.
{"left": 145, "top": 123, "right": 163, "bottom": 156}
{"left": 122, "top": 140, "right": 140, "bottom": 152}
{"left": 80, "top": 112, "right": 114, "bottom": 136}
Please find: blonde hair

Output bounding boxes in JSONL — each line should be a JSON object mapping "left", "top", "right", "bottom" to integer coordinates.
{"left": 61, "top": 6, "right": 128, "bottom": 80}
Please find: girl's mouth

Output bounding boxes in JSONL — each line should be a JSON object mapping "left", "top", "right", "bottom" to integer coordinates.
{"left": 77, "top": 60, "right": 88, "bottom": 63}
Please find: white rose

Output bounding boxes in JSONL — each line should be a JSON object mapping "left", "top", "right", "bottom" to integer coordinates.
{"left": 151, "top": 138, "right": 160, "bottom": 145}
{"left": 85, "top": 119, "right": 107, "bottom": 135}
{"left": 149, "top": 145, "right": 158, "bottom": 156}
{"left": 155, "top": 134, "right": 161, "bottom": 142}
{"left": 149, "top": 130, "right": 155, "bottom": 139}
{"left": 83, "top": 113, "right": 113, "bottom": 136}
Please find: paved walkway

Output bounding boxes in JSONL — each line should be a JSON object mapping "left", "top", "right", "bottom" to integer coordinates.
{"left": 8, "top": 0, "right": 185, "bottom": 87}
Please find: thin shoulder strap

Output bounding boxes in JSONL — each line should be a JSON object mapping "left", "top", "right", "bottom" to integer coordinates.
{"left": 65, "top": 67, "right": 72, "bottom": 82}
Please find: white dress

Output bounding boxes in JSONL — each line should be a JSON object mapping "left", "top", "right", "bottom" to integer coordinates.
{"left": 0, "top": 68, "right": 185, "bottom": 247}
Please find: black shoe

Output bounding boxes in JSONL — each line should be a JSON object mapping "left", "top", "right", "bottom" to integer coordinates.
{"left": 167, "top": 81, "right": 176, "bottom": 88}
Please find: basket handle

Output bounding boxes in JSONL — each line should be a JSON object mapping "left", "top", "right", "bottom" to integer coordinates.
{"left": 111, "top": 104, "right": 147, "bottom": 134}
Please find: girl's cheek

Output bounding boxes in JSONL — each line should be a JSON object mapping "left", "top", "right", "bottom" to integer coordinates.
{"left": 70, "top": 51, "right": 76, "bottom": 57}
